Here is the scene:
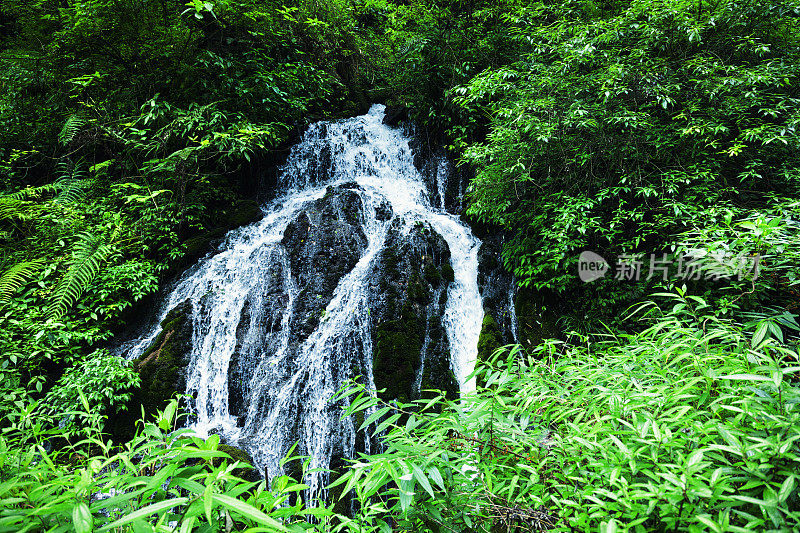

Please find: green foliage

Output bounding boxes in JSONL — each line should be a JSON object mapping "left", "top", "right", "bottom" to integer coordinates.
{"left": 0, "top": 259, "right": 44, "bottom": 307}
{"left": 445, "top": 0, "right": 800, "bottom": 310}
{"left": 48, "top": 231, "right": 114, "bottom": 319}
{"left": 336, "top": 291, "right": 800, "bottom": 531}
{"left": 2, "top": 0, "right": 800, "bottom": 530}
{"left": 58, "top": 114, "right": 87, "bottom": 146}
{"left": 41, "top": 350, "right": 140, "bottom": 435}
{"left": 0, "top": 399, "right": 340, "bottom": 532}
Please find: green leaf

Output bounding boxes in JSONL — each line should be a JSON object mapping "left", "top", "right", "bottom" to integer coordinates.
{"left": 411, "top": 463, "right": 434, "bottom": 498}
{"left": 778, "top": 475, "right": 795, "bottom": 503}
{"left": 98, "top": 498, "right": 188, "bottom": 531}
{"left": 718, "top": 374, "right": 771, "bottom": 382}
{"left": 211, "top": 493, "right": 288, "bottom": 531}
{"left": 360, "top": 406, "right": 391, "bottom": 431}
{"left": 752, "top": 321, "right": 770, "bottom": 348}
{"left": 72, "top": 502, "right": 92, "bottom": 533}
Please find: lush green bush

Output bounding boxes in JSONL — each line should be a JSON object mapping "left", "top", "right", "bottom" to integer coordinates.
{"left": 454, "top": 0, "right": 800, "bottom": 288}
{"left": 336, "top": 291, "right": 800, "bottom": 532}
{"left": 0, "top": 397, "right": 336, "bottom": 533}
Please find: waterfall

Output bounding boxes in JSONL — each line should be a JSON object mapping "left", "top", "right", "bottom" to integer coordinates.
{"left": 120, "top": 105, "right": 484, "bottom": 496}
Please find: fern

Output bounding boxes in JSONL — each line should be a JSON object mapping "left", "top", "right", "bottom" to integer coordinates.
{"left": 7, "top": 162, "right": 89, "bottom": 206}
{"left": 0, "top": 260, "right": 45, "bottom": 307}
{"left": 0, "top": 197, "right": 41, "bottom": 222}
{"left": 58, "top": 114, "right": 87, "bottom": 146}
{"left": 53, "top": 161, "right": 89, "bottom": 204}
{"left": 9, "top": 183, "right": 61, "bottom": 201}
{"left": 48, "top": 232, "right": 113, "bottom": 319}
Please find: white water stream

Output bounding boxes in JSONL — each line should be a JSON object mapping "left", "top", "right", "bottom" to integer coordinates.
{"left": 121, "top": 105, "right": 484, "bottom": 495}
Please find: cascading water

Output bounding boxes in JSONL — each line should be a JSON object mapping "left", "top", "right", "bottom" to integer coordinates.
{"left": 120, "top": 105, "right": 484, "bottom": 496}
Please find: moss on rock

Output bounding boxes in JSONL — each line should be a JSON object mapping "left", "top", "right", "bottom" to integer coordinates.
{"left": 135, "top": 305, "right": 192, "bottom": 415}
{"left": 514, "top": 287, "right": 558, "bottom": 350}
{"left": 110, "top": 301, "right": 193, "bottom": 442}
{"left": 228, "top": 199, "right": 264, "bottom": 228}
{"left": 424, "top": 262, "right": 442, "bottom": 284}
{"left": 373, "top": 302, "right": 423, "bottom": 404}
{"left": 477, "top": 313, "right": 503, "bottom": 363}
{"left": 441, "top": 263, "right": 455, "bottom": 283}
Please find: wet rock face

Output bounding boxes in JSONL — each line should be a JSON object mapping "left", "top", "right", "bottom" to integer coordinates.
{"left": 382, "top": 105, "right": 409, "bottom": 127}
{"left": 224, "top": 185, "right": 371, "bottom": 423}
{"left": 136, "top": 300, "right": 193, "bottom": 409}
{"left": 283, "top": 185, "right": 368, "bottom": 340}
{"left": 369, "top": 220, "right": 458, "bottom": 403}
{"left": 477, "top": 236, "right": 517, "bottom": 360}
{"left": 179, "top": 200, "right": 264, "bottom": 269}
{"left": 110, "top": 300, "right": 194, "bottom": 441}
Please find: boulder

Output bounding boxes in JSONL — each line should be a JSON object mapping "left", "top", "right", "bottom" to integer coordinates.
{"left": 369, "top": 220, "right": 458, "bottom": 404}
{"left": 381, "top": 105, "right": 409, "bottom": 127}
{"left": 282, "top": 185, "right": 368, "bottom": 341}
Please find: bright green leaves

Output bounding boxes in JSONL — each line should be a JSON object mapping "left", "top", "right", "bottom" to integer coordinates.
{"left": 71, "top": 502, "right": 92, "bottom": 533}
{"left": 0, "top": 259, "right": 45, "bottom": 308}
{"left": 451, "top": 0, "right": 800, "bottom": 308}
{"left": 328, "top": 291, "right": 800, "bottom": 531}
{"left": 0, "top": 398, "right": 335, "bottom": 532}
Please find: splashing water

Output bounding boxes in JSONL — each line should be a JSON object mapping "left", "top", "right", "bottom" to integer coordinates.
{"left": 121, "top": 105, "right": 484, "bottom": 496}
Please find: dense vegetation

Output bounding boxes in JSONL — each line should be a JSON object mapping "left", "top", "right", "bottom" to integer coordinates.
{"left": 1, "top": 0, "right": 799, "bottom": 531}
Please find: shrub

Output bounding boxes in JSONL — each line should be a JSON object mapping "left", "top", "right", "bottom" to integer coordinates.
{"left": 336, "top": 290, "right": 800, "bottom": 532}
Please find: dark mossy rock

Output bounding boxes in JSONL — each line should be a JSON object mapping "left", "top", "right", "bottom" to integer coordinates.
{"left": 214, "top": 444, "right": 261, "bottom": 483}
{"left": 134, "top": 300, "right": 193, "bottom": 413}
{"left": 228, "top": 199, "right": 264, "bottom": 228}
{"left": 424, "top": 262, "right": 442, "bottom": 284}
{"left": 475, "top": 312, "right": 504, "bottom": 388}
{"left": 369, "top": 220, "right": 458, "bottom": 404}
{"left": 110, "top": 300, "right": 194, "bottom": 441}
{"left": 373, "top": 302, "right": 424, "bottom": 404}
{"left": 282, "top": 185, "right": 368, "bottom": 341}
{"left": 418, "top": 315, "right": 458, "bottom": 400}
{"left": 514, "top": 286, "right": 559, "bottom": 349}
{"left": 476, "top": 236, "right": 519, "bottom": 348}
{"left": 477, "top": 313, "right": 503, "bottom": 363}
{"left": 180, "top": 228, "right": 227, "bottom": 265}
{"left": 382, "top": 105, "right": 409, "bottom": 127}
{"left": 375, "top": 200, "right": 393, "bottom": 221}
{"left": 173, "top": 199, "right": 263, "bottom": 272}
{"left": 441, "top": 263, "right": 455, "bottom": 283}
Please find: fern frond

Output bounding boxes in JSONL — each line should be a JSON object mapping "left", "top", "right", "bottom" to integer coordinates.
{"left": 48, "top": 232, "right": 113, "bottom": 319}
{"left": 0, "top": 197, "right": 41, "bottom": 222}
{"left": 56, "top": 160, "right": 87, "bottom": 182}
{"left": 53, "top": 179, "right": 90, "bottom": 205}
{"left": 7, "top": 162, "right": 90, "bottom": 206}
{"left": 58, "top": 114, "right": 87, "bottom": 146}
{"left": 53, "top": 161, "right": 90, "bottom": 204}
{"left": 9, "top": 183, "right": 61, "bottom": 201}
{"left": 0, "top": 259, "right": 45, "bottom": 307}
